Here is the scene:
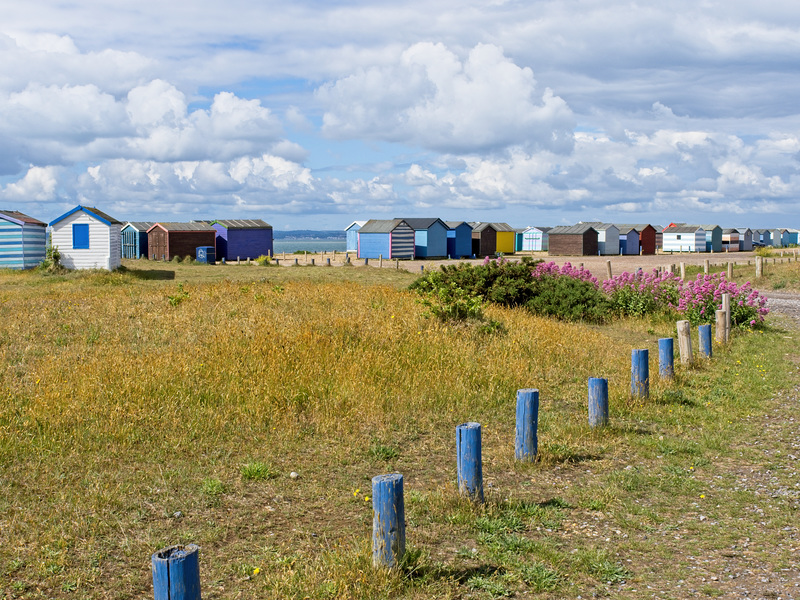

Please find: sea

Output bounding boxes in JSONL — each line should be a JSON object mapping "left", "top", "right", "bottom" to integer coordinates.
{"left": 273, "top": 239, "right": 347, "bottom": 254}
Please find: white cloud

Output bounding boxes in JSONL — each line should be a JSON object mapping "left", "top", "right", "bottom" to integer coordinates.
{"left": 1, "top": 165, "right": 58, "bottom": 201}
{"left": 317, "top": 42, "right": 575, "bottom": 154}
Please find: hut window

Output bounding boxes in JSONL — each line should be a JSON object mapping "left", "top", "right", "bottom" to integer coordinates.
{"left": 676, "top": 234, "right": 682, "bottom": 240}
{"left": 73, "top": 224, "right": 90, "bottom": 249}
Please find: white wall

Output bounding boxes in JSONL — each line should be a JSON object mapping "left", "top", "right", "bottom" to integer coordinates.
{"left": 51, "top": 210, "right": 121, "bottom": 270}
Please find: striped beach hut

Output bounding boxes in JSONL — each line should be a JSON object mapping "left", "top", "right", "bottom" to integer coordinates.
{"left": 522, "top": 226, "right": 550, "bottom": 252}
{"left": 445, "top": 221, "right": 473, "bottom": 258}
{"left": 121, "top": 222, "right": 155, "bottom": 259}
{"left": 662, "top": 225, "right": 705, "bottom": 253}
{"left": 721, "top": 228, "right": 740, "bottom": 252}
{"left": 0, "top": 210, "right": 47, "bottom": 269}
{"left": 50, "top": 206, "right": 122, "bottom": 270}
{"left": 210, "top": 219, "right": 273, "bottom": 261}
{"left": 345, "top": 221, "right": 367, "bottom": 253}
{"left": 147, "top": 222, "right": 216, "bottom": 261}
{"left": 357, "top": 219, "right": 415, "bottom": 259}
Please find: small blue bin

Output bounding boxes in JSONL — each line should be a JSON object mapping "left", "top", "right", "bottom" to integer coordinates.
{"left": 196, "top": 246, "right": 216, "bottom": 264}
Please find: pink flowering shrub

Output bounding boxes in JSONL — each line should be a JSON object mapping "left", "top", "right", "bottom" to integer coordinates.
{"left": 603, "top": 269, "right": 768, "bottom": 327}
{"left": 532, "top": 261, "right": 599, "bottom": 288}
{"left": 676, "top": 273, "right": 768, "bottom": 327}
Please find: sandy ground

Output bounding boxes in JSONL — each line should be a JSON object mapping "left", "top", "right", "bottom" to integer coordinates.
{"left": 269, "top": 249, "right": 800, "bottom": 277}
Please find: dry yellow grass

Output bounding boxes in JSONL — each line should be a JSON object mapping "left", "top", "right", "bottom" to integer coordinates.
{"left": 0, "top": 264, "right": 791, "bottom": 598}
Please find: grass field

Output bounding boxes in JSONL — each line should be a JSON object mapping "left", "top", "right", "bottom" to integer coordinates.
{"left": 0, "top": 259, "right": 798, "bottom": 599}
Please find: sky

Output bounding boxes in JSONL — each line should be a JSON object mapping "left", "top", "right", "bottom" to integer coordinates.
{"left": 2, "top": 1, "right": 800, "bottom": 230}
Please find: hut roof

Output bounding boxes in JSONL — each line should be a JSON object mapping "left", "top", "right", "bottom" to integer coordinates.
{"left": 147, "top": 222, "right": 216, "bottom": 233}
{"left": 580, "top": 221, "right": 617, "bottom": 231}
{"left": 359, "top": 219, "right": 408, "bottom": 234}
{"left": 122, "top": 221, "right": 156, "bottom": 232}
{"left": 722, "top": 228, "right": 739, "bottom": 234}
{"left": 400, "top": 218, "right": 447, "bottom": 230}
{"left": 616, "top": 223, "right": 655, "bottom": 232}
{"left": 445, "top": 221, "right": 471, "bottom": 229}
{"left": 50, "top": 205, "right": 122, "bottom": 227}
{"left": 345, "top": 220, "right": 367, "bottom": 231}
{"left": 210, "top": 219, "right": 272, "bottom": 229}
{"left": 700, "top": 224, "right": 722, "bottom": 231}
{"left": 0, "top": 210, "right": 46, "bottom": 226}
{"left": 663, "top": 225, "right": 704, "bottom": 234}
{"left": 549, "top": 224, "right": 597, "bottom": 235}
{"left": 472, "top": 222, "right": 515, "bottom": 233}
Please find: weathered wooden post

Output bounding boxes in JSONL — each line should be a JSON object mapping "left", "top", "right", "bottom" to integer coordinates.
{"left": 379, "top": 254, "right": 383, "bottom": 269}
{"left": 275, "top": 259, "right": 280, "bottom": 266}
{"left": 658, "top": 338, "right": 674, "bottom": 380}
{"left": 606, "top": 260, "right": 612, "bottom": 280}
{"left": 152, "top": 544, "right": 201, "bottom": 600}
{"left": 294, "top": 258, "right": 298, "bottom": 266}
{"left": 722, "top": 293, "right": 731, "bottom": 343}
{"left": 304, "top": 250, "right": 308, "bottom": 263}
{"left": 237, "top": 256, "right": 240, "bottom": 265}
{"left": 756, "top": 256, "right": 762, "bottom": 278}
{"left": 588, "top": 378, "right": 609, "bottom": 428}
{"left": 456, "top": 422, "right": 483, "bottom": 502}
{"left": 704, "top": 259, "right": 709, "bottom": 274}
{"left": 677, "top": 320, "right": 692, "bottom": 364}
{"left": 311, "top": 258, "right": 315, "bottom": 266}
{"left": 680, "top": 262, "right": 686, "bottom": 280}
{"left": 698, "top": 324, "right": 712, "bottom": 358}
{"left": 395, "top": 258, "right": 399, "bottom": 270}
{"left": 371, "top": 474, "right": 405, "bottom": 569}
{"left": 326, "top": 258, "right": 331, "bottom": 266}
{"left": 715, "top": 310, "right": 726, "bottom": 344}
{"left": 346, "top": 255, "right": 351, "bottom": 264}
{"left": 515, "top": 389, "right": 539, "bottom": 461}
{"left": 364, "top": 257, "right": 369, "bottom": 266}
{"left": 631, "top": 349, "right": 649, "bottom": 399}
{"left": 727, "top": 262, "right": 733, "bottom": 279}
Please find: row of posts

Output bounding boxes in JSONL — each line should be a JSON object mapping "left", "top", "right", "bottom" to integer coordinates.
{"left": 151, "top": 297, "right": 734, "bottom": 593}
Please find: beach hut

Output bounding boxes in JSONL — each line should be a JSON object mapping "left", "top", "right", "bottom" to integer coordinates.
{"left": 514, "top": 229, "right": 525, "bottom": 252}
{"left": 357, "top": 219, "right": 415, "bottom": 259}
{"left": 736, "top": 228, "right": 753, "bottom": 251}
{"left": 779, "top": 229, "right": 793, "bottom": 247}
{"left": 470, "top": 223, "right": 497, "bottom": 257}
{"left": 785, "top": 229, "right": 800, "bottom": 246}
{"left": 0, "top": 210, "right": 47, "bottom": 270}
{"left": 493, "top": 223, "right": 516, "bottom": 254}
{"left": 754, "top": 229, "right": 771, "bottom": 246}
{"left": 210, "top": 219, "right": 273, "bottom": 261}
{"left": 721, "top": 228, "right": 740, "bottom": 252}
{"left": 617, "top": 226, "right": 640, "bottom": 255}
{"left": 49, "top": 205, "right": 122, "bottom": 270}
{"left": 547, "top": 224, "right": 599, "bottom": 256}
{"left": 522, "top": 226, "right": 550, "bottom": 252}
{"left": 582, "top": 222, "right": 619, "bottom": 255}
{"left": 345, "top": 221, "right": 366, "bottom": 253}
{"left": 770, "top": 229, "right": 784, "bottom": 247}
{"left": 653, "top": 225, "right": 664, "bottom": 251}
{"left": 661, "top": 225, "right": 705, "bottom": 253}
{"left": 121, "top": 222, "right": 155, "bottom": 259}
{"left": 401, "top": 218, "right": 448, "bottom": 258}
{"left": 147, "top": 222, "right": 216, "bottom": 261}
{"left": 700, "top": 225, "right": 722, "bottom": 253}
{"left": 617, "top": 224, "right": 657, "bottom": 255}
{"left": 445, "top": 221, "right": 473, "bottom": 258}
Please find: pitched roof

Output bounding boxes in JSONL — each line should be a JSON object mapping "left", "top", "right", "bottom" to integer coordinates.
{"left": 445, "top": 221, "right": 472, "bottom": 229}
{"left": 615, "top": 223, "right": 656, "bottom": 232}
{"left": 345, "top": 220, "right": 367, "bottom": 231}
{"left": 399, "top": 218, "right": 446, "bottom": 230}
{"left": 0, "top": 210, "right": 46, "bottom": 226}
{"left": 580, "top": 221, "right": 618, "bottom": 231}
{"left": 548, "top": 224, "right": 598, "bottom": 235}
{"left": 49, "top": 205, "right": 122, "bottom": 226}
{"left": 359, "top": 219, "right": 408, "bottom": 233}
{"left": 472, "top": 222, "right": 515, "bottom": 232}
{"left": 147, "top": 222, "right": 216, "bottom": 233}
{"left": 210, "top": 219, "right": 272, "bottom": 229}
{"left": 700, "top": 224, "right": 722, "bottom": 231}
{"left": 122, "top": 221, "right": 156, "bottom": 231}
{"left": 663, "top": 225, "right": 704, "bottom": 234}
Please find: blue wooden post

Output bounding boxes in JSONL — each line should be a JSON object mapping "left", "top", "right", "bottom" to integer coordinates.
{"left": 456, "top": 422, "right": 483, "bottom": 502}
{"left": 588, "top": 378, "right": 609, "bottom": 428}
{"left": 631, "top": 349, "right": 649, "bottom": 399}
{"left": 658, "top": 338, "right": 674, "bottom": 380}
{"left": 365, "top": 257, "right": 369, "bottom": 265}
{"left": 699, "top": 324, "right": 712, "bottom": 357}
{"left": 371, "top": 474, "right": 405, "bottom": 569}
{"left": 327, "top": 258, "right": 331, "bottom": 266}
{"left": 152, "top": 544, "right": 201, "bottom": 600}
{"left": 515, "top": 389, "right": 539, "bottom": 461}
